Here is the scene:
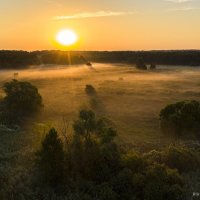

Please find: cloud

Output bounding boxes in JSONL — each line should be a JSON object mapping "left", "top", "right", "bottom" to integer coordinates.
{"left": 53, "top": 11, "right": 135, "bottom": 20}
{"left": 167, "top": 5, "right": 199, "bottom": 11}
{"left": 164, "top": 0, "right": 198, "bottom": 12}
{"left": 165, "top": 0, "right": 193, "bottom": 3}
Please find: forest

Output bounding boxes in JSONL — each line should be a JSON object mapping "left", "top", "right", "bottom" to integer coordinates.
{"left": 1, "top": 50, "right": 200, "bottom": 69}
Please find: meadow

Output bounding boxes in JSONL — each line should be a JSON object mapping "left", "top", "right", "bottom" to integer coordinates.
{"left": 1, "top": 64, "right": 200, "bottom": 147}
{"left": 1, "top": 63, "right": 200, "bottom": 198}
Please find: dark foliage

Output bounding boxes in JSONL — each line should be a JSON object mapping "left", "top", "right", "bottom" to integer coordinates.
{"left": 144, "top": 146, "right": 200, "bottom": 173}
{"left": 37, "top": 128, "right": 65, "bottom": 186}
{"left": 160, "top": 100, "right": 200, "bottom": 138}
{"left": 36, "top": 110, "right": 184, "bottom": 200}
{"left": 150, "top": 64, "right": 156, "bottom": 69}
{"left": 84, "top": 50, "right": 200, "bottom": 66}
{"left": 85, "top": 85, "right": 96, "bottom": 96}
{"left": 135, "top": 57, "right": 147, "bottom": 70}
{"left": 0, "top": 79, "right": 42, "bottom": 125}
{"left": 0, "top": 50, "right": 85, "bottom": 69}
{"left": 1, "top": 50, "right": 200, "bottom": 69}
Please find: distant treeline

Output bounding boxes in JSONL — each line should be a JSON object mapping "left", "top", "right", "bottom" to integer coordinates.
{"left": 0, "top": 50, "right": 200, "bottom": 69}
{"left": 84, "top": 50, "right": 200, "bottom": 66}
{"left": 0, "top": 50, "right": 85, "bottom": 69}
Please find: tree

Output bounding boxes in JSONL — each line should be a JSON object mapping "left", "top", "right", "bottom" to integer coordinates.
{"left": 162, "top": 146, "right": 200, "bottom": 173}
{"left": 160, "top": 100, "right": 200, "bottom": 138}
{"left": 144, "top": 146, "right": 200, "bottom": 173}
{"left": 37, "top": 128, "right": 65, "bottom": 186}
{"left": 133, "top": 164, "right": 184, "bottom": 200}
{"left": 35, "top": 110, "right": 186, "bottom": 199}
{"left": 73, "top": 110, "right": 97, "bottom": 140}
{"left": 0, "top": 79, "right": 42, "bottom": 125}
{"left": 71, "top": 110, "right": 120, "bottom": 182}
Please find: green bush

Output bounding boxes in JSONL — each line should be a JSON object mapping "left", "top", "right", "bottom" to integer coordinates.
{"left": 160, "top": 100, "right": 200, "bottom": 138}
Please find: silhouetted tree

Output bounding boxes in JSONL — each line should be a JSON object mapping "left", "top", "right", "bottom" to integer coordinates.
{"left": 37, "top": 128, "right": 65, "bottom": 186}
{"left": 0, "top": 79, "right": 42, "bottom": 125}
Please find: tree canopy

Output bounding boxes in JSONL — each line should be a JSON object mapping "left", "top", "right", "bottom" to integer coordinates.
{"left": 0, "top": 79, "right": 42, "bottom": 125}
{"left": 160, "top": 100, "right": 200, "bottom": 138}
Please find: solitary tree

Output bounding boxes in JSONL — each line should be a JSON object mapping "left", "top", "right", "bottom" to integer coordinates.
{"left": 0, "top": 79, "right": 42, "bottom": 125}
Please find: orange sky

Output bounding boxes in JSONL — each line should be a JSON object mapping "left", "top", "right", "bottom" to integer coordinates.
{"left": 0, "top": 0, "right": 200, "bottom": 50}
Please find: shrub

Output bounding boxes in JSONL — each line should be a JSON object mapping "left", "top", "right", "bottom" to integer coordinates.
{"left": 135, "top": 58, "right": 147, "bottom": 70}
{"left": 160, "top": 100, "right": 200, "bottom": 138}
{"left": 0, "top": 79, "right": 42, "bottom": 125}
{"left": 85, "top": 85, "right": 96, "bottom": 96}
{"left": 144, "top": 146, "right": 200, "bottom": 173}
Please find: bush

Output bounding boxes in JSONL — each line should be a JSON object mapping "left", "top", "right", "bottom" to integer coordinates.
{"left": 160, "top": 100, "right": 200, "bottom": 138}
{"left": 85, "top": 85, "right": 96, "bottom": 96}
{"left": 144, "top": 146, "right": 200, "bottom": 173}
{"left": 0, "top": 79, "right": 42, "bottom": 125}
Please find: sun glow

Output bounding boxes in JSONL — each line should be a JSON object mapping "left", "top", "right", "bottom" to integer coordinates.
{"left": 56, "top": 29, "right": 78, "bottom": 46}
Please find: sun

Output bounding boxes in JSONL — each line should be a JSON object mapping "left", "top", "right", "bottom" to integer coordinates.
{"left": 56, "top": 29, "right": 78, "bottom": 46}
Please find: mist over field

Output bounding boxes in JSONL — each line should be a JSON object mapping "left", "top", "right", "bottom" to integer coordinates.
{"left": 1, "top": 63, "right": 200, "bottom": 145}
{"left": 1, "top": 63, "right": 200, "bottom": 199}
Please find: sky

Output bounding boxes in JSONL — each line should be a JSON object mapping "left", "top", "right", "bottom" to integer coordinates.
{"left": 0, "top": 0, "right": 200, "bottom": 50}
